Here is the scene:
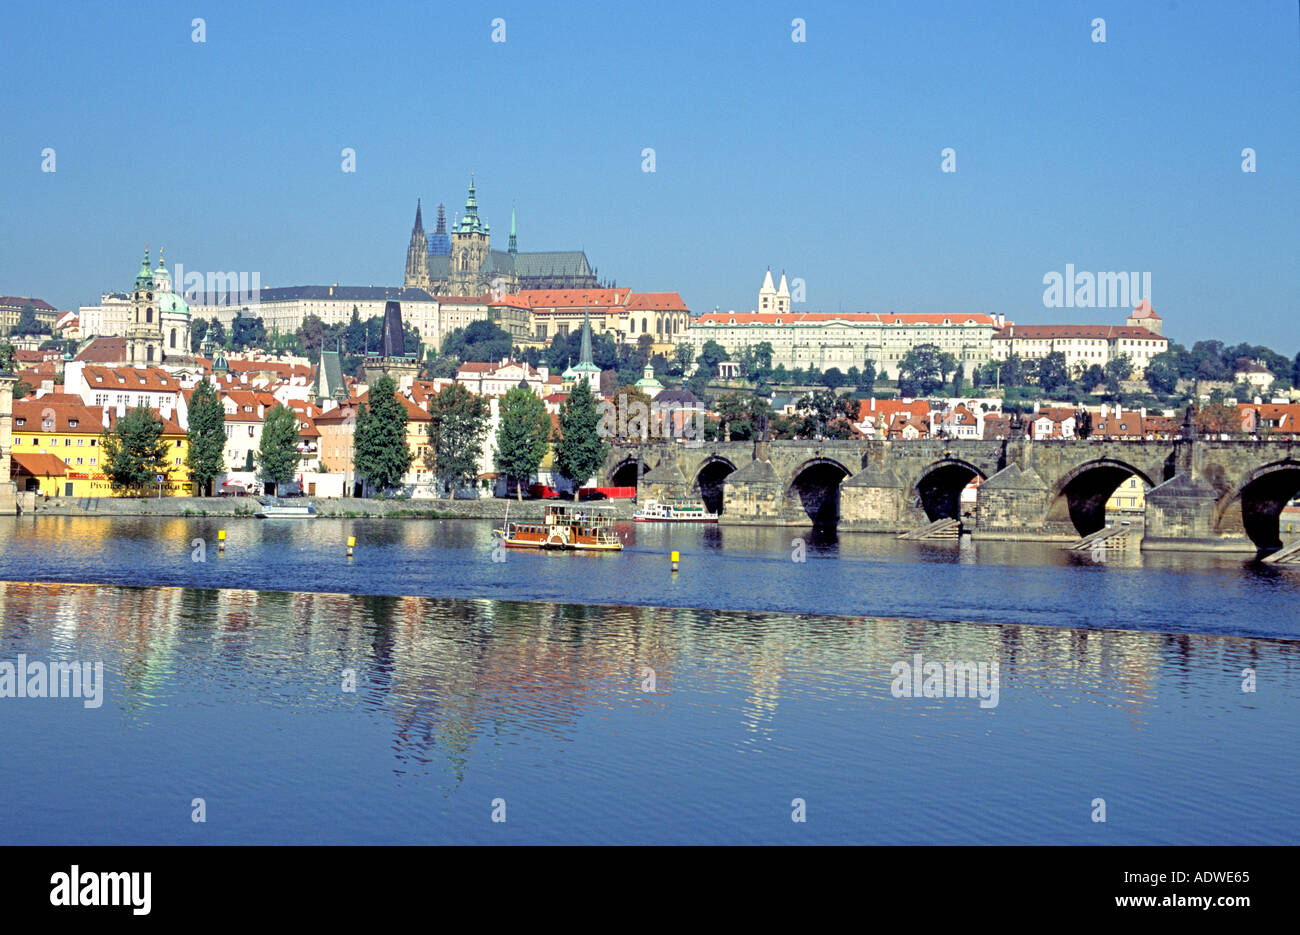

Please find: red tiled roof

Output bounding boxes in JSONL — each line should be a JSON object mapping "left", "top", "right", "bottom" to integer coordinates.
{"left": 82, "top": 365, "right": 181, "bottom": 391}
{"left": 995, "top": 325, "right": 1162, "bottom": 340}
{"left": 11, "top": 451, "right": 69, "bottom": 477}
{"left": 13, "top": 396, "right": 105, "bottom": 432}
{"left": 697, "top": 312, "right": 998, "bottom": 326}
{"left": 74, "top": 337, "right": 127, "bottom": 363}
{"left": 0, "top": 296, "right": 57, "bottom": 311}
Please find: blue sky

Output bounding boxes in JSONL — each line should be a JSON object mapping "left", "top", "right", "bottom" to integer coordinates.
{"left": 2, "top": 0, "right": 1296, "bottom": 350}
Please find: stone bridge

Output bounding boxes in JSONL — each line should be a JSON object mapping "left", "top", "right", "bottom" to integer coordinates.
{"left": 605, "top": 426, "right": 1300, "bottom": 553}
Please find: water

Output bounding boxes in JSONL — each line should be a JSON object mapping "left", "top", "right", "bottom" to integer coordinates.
{"left": 0, "top": 516, "right": 1296, "bottom": 844}
{"left": 0, "top": 515, "right": 1297, "bottom": 639}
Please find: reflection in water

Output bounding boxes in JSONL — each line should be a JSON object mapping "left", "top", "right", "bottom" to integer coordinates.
{"left": 0, "top": 579, "right": 1296, "bottom": 844}
{"left": 1, "top": 515, "right": 1297, "bottom": 640}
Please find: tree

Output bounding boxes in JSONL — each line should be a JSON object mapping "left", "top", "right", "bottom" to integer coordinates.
{"left": 186, "top": 381, "right": 226, "bottom": 495}
{"left": 821, "top": 367, "right": 846, "bottom": 390}
{"left": 495, "top": 387, "right": 552, "bottom": 498}
{"left": 101, "top": 406, "right": 170, "bottom": 496}
{"left": 793, "top": 390, "right": 856, "bottom": 439}
{"left": 897, "top": 344, "right": 945, "bottom": 396}
{"left": 1104, "top": 355, "right": 1133, "bottom": 395}
{"left": 714, "top": 391, "right": 770, "bottom": 441}
{"left": 257, "top": 404, "right": 300, "bottom": 490}
{"left": 672, "top": 342, "right": 694, "bottom": 377}
{"left": 859, "top": 360, "right": 876, "bottom": 394}
{"left": 1292, "top": 351, "right": 1300, "bottom": 389}
{"left": 344, "top": 307, "right": 367, "bottom": 355}
{"left": 208, "top": 318, "right": 227, "bottom": 350}
{"left": 553, "top": 379, "right": 609, "bottom": 501}
{"left": 16, "top": 303, "right": 50, "bottom": 335}
{"left": 354, "top": 376, "right": 413, "bottom": 493}
{"left": 951, "top": 363, "right": 965, "bottom": 397}
{"left": 695, "top": 340, "right": 728, "bottom": 378}
{"left": 1193, "top": 401, "right": 1240, "bottom": 437}
{"left": 230, "top": 314, "right": 266, "bottom": 350}
{"left": 0, "top": 343, "right": 14, "bottom": 372}
{"left": 1145, "top": 351, "right": 1180, "bottom": 395}
{"left": 1082, "top": 364, "right": 1107, "bottom": 393}
{"left": 426, "top": 382, "right": 489, "bottom": 496}
{"left": 1036, "top": 352, "right": 1071, "bottom": 396}
{"left": 190, "top": 317, "right": 209, "bottom": 352}
{"left": 442, "top": 320, "right": 511, "bottom": 363}
{"left": 605, "top": 385, "right": 655, "bottom": 440}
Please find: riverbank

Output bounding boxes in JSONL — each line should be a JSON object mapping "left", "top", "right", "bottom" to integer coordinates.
{"left": 21, "top": 495, "right": 637, "bottom": 520}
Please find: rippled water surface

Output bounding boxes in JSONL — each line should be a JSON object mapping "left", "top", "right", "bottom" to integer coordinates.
{"left": 0, "top": 517, "right": 1296, "bottom": 844}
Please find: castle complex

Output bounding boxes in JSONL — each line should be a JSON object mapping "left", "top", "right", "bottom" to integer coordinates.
{"left": 403, "top": 178, "right": 601, "bottom": 297}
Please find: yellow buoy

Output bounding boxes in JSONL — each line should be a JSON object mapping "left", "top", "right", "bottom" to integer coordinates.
{"left": 217, "top": 529, "right": 226, "bottom": 551}
{"left": 347, "top": 535, "right": 355, "bottom": 557}
{"left": 670, "top": 550, "right": 679, "bottom": 572}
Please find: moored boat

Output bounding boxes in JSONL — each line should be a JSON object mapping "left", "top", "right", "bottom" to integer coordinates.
{"left": 255, "top": 496, "right": 317, "bottom": 518}
{"left": 633, "top": 498, "right": 718, "bottom": 523}
{"left": 494, "top": 503, "right": 623, "bottom": 551}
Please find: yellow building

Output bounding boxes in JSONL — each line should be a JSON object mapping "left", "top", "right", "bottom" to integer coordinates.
{"left": 1105, "top": 475, "right": 1148, "bottom": 516}
{"left": 11, "top": 395, "right": 192, "bottom": 496}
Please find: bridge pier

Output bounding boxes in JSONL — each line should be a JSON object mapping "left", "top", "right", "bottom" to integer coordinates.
{"left": 719, "top": 456, "right": 784, "bottom": 524}
{"left": 840, "top": 464, "right": 909, "bottom": 532}
{"left": 972, "top": 463, "right": 1058, "bottom": 541}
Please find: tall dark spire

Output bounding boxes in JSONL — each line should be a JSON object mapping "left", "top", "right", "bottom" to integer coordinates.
{"left": 508, "top": 204, "right": 518, "bottom": 255}
{"left": 413, "top": 198, "right": 424, "bottom": 233}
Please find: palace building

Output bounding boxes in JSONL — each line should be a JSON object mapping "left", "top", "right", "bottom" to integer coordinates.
{"left": 403, "top": 178, "right": 601, "bottom": 297}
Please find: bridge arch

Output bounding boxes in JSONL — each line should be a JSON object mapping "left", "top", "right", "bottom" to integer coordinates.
{"left": 785, "top": 457, "right": 853, "bottom": 525}
{"left": 1213, "top": 459, "right": 1300, "bottom": 550}
{"left": 692, "top": 456, "right": 737, "bottom": 515}
{"left": 608, "top": 456, "right": 646, "bottom": 489}
{"left": 1046, "top": 458, "right": 1157, "bottom": 537}
{"left": 913, "top": 458, "right": 987, "bottom": 522}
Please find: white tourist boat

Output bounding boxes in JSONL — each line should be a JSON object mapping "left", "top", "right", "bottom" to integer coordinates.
{"left": 632, "top": 498, "right": 719, "bottom": 523}
{"left": 255, "top": 497, "right": 317, "bottom": 519}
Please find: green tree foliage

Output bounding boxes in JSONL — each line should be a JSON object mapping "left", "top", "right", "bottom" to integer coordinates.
{"left": 1082, "top": 364, "right": 1107, "bottom": 393}
{"left": 554, "top": 379, "right": 609, "bottom": 501}
{"left": 257, "top": 404, "right": 301, "bottom": 488}
{"left": 791, "top": 390, "right": 857, "bottom": 439}
{"left": 1145, "top": 351, "right": 1180, "bottom": 395}
{"left": 951, "top": 363, "right": 965, "bottom": 397}
{"left": 353, "top": 375, "right": 414, "bottom": 494}
{"left": 714, "top": 392, "right": 771, "bottom": 441}
{"left": 344, "top": 307, "right": 368, "bottom": 355}
{"left": 545, "top": 328, "right": 618, "bottom": 372}
{"left": 101, "top": 406, "right": 170, "bottom": 496}
{"left": 207, "top": 318, "right": 227, "bottom": 350}
{"left": 16, "top": 303, "right": 50, "bottom": 335}
{"left": 897, "top": 344, "right": 946, "bottom": 396}
{"left": 442, "top": 320, "right": 512, "bottom": 363}
{"left": 186, "top": 381, "right": 226, "bottom": 495}
{"left": 190, "top": 317, "right": 209, "bottom": 352}
{"left": 230, "top": 314, "right": 267, "bottom": 350}
{"left": 672, "top": 342, "right": 694, "bottom": 377}
{"left": 858, "top": 360, "right": 876, "bottom": 393}
{"left": 1036, "top": 352, "right": 1071, "bottom": 396}
{"left": 1104, "top": 355, "right": 1133, "bottom": 395}
{"left": 426, "top": 381, "right": 489, "bottom": 496}
{"left": 695, "top": 340, "right": 728, "bottom": 378}
{"left": 821, "top": 367, "right": 846, "bottom": 390}
{"left": 495, "top": 387, "right": 552, "bottom": 498}
{"left": 0, "top": 343, "right": 15, "bottom": 372}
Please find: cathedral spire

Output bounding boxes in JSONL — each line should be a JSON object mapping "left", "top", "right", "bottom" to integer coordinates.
{"left": 413, "top": 198, "right": 424, "bottom": 233}
{"left": 579, "top": 304, "right": 593, "bottom": 366}
{"left": 508, "top": 204, "right": 517, "bottom": 255}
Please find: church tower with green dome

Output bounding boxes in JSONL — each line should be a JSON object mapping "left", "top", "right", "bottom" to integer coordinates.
{"left": 153, "top": 248, "right": 192, "bottom": 359}
{"left": 128, "top": 246, "right": 164, "bottom": 365}
{"left": 449, "top": 176, "right": 491, "bottom": 295}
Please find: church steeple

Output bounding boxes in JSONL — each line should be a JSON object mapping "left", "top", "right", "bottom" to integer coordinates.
{"left": 508, "top": 204, "right": 517, "bottom": 255}
{"left": 579, "top": 304, "right": 593, "bottom": 365}
{"left": 404, "top": 199, "right": 430, "bottom": 289}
